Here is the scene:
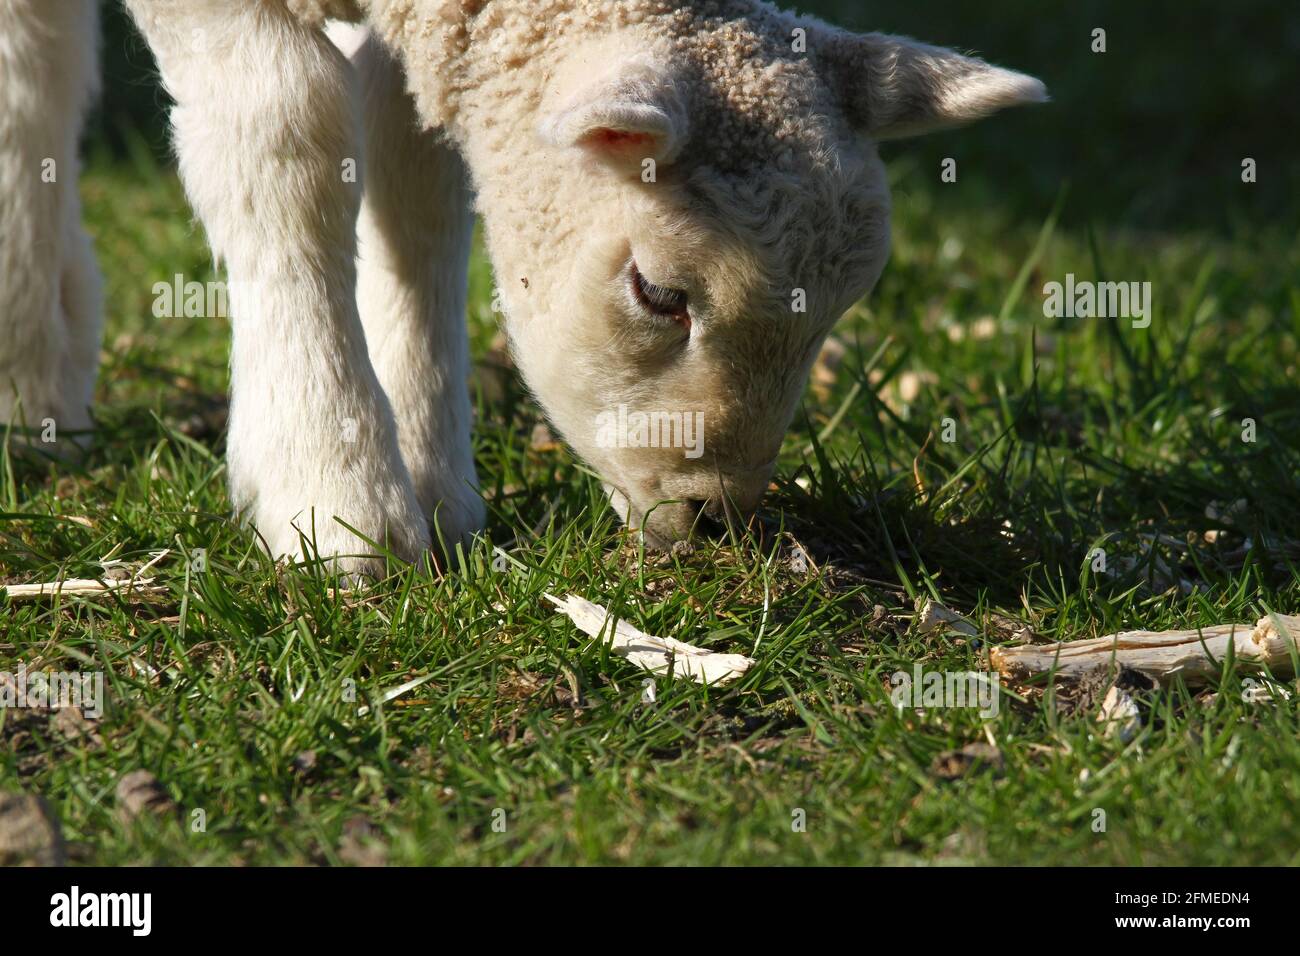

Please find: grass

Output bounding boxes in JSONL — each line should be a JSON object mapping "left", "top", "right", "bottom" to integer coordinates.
{"left": 2, "top": 141, "right": 1299, "bottom": 865}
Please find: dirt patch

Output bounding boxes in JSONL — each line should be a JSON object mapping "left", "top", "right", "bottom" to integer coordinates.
{"left": 0, "top": 792, "right": 65, "bottom": 865}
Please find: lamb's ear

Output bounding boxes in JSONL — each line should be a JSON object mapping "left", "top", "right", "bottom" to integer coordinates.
{"left": 539, "top": 57, "right": 689, "bottom": 172}
{"left": 822, "top": 31, "right": 1047, "bottom": 140}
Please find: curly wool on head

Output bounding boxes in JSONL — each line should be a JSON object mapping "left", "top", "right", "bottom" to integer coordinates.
{"left": 362, "top": 1, "right": 846, "bottom": 172}
{"left": 360, "top": 0, "right": 885, "bottom": 307}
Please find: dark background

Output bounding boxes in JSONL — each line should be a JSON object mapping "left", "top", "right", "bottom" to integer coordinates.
{"left": 90, "top": 0, "right": 1298, "bottom": 232}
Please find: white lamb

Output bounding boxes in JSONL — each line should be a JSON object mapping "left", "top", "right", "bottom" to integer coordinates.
{"left": 0, "top": 0, "right": 1045, "bottom": 576}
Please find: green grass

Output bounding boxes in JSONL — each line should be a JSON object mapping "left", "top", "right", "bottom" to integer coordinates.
{"left": 2, "top": 148, "right": 1299, "bottom": 866}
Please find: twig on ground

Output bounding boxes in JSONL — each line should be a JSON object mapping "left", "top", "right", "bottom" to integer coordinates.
{"left": 993, "top": 614, "right": 1300, "bottom": 686}
{"left": 2, "top": 550, "right": 171, "bottom": 602}
{"left": 546, "top": 593, "right": 754, "bottom": 685}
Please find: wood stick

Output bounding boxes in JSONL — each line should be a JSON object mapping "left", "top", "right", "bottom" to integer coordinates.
{"left": 2, "top": 578, "right": 166, "bottom": 601}
{"left": 546, "top": 593, "right": 753, "bottom": 685}
{"left": 992, "top": 614, "right": 1300, "bottom": 686}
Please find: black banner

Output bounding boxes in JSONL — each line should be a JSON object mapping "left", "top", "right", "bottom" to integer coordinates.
{"left": 0, "top": 866, "right": 1272, "bottom": 942}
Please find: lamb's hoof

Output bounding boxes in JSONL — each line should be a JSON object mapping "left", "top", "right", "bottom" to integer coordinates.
{"left": 425, "top": 487, "right": 487, "bottom": 563}
{"left": 253, "top": 506, "right": 433, "bottom": 584}
{"left": 0, "top": 403, "right": 94, "bottom": 463}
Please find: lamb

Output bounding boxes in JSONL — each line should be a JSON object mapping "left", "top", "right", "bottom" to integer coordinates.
{"left": 0, "top": 0, "right": 1045, "bottom": 577}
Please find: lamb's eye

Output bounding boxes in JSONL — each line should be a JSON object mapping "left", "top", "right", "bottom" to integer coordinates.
{"left": 630, "top": 261, "right": 690, "bottom": 329}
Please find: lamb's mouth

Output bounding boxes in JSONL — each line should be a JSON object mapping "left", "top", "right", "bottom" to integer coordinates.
{"left": 603, "top": 482, "right": 687, "bottom": 550}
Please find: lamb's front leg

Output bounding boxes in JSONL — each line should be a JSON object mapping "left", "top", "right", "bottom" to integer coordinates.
{"left": 0, "top": 0, "right": 102, "bottom": 456}
{"left": 340, "top": 28, "right": 485, "bottom": 549}
{"left": 125, "top": 0, "right": 428, "bottom": 575}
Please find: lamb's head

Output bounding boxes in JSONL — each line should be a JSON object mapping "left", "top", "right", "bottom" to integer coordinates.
{"left": 450, "top": 3, "right": 1045, "bottom": 547}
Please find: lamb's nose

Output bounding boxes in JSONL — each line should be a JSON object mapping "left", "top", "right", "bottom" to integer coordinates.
{"left": 680, "top": 466, "right": 773, "bottom": 536}
{"left": 686, "top": 491, "right": 763, "bottom": 536}
{"left": 686, "top": 498, "right": 726, "bottom": 536}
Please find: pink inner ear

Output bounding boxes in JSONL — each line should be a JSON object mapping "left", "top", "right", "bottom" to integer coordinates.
{"left": 583, "top": 128, "right": 657, "bottom": 154}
